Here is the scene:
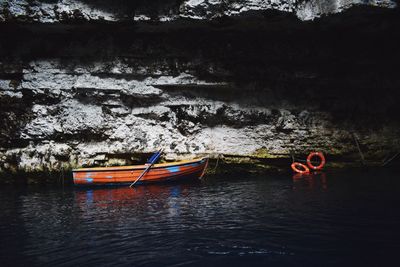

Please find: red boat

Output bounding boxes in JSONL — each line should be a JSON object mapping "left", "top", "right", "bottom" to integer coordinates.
{"left": 73, "top": 157, "right": 209, "bottom": 186}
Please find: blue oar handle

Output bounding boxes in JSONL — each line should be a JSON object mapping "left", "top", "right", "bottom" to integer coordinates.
{"left": 130, "top": 148, "right": 163, "bottom": 188}
{"left": 147, "top": 151, "right": 161, "bottom": 163}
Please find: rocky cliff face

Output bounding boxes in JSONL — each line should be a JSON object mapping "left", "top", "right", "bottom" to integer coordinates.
{"left": 0, "top": 0, "right": 396, "bottom": 22}
{"left": 0, "top": 1, "right": 399, "bottom": 175}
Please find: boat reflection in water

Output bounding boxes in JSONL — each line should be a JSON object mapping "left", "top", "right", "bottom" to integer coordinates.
{"left": 74, "top": 184, "right": 190, "bottom": 218}
{"left": 292, "top": 172, "right": 327, "bottom": 191}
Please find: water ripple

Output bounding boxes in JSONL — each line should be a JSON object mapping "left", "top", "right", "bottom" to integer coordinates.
{"left": 1, "top": 170, "right": 400, "bottom": 266}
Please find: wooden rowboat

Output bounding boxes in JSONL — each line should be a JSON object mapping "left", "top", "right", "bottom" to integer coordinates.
{"left": 73, "top": 157, "right": 209, "bottom": 186}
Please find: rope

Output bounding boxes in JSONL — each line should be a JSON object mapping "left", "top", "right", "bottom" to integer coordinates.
{"left": 382, "top": 151, "right": 400, "bottom": 167}
{"left": 292, "top": 156, "right": 320, "bottom": 165}
{"left": 59, "top": 165, "right": 65, "bottom": 187}
{"left": 353, "top": 133, "right": 365, "bottom": 165}
{"left": 213, "top": 154, "right": 221, "bottom": 173}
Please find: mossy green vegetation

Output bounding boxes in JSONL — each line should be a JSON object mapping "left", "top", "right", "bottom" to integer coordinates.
{"left": 252, "top": 148, "right": 281, "bottom": 159}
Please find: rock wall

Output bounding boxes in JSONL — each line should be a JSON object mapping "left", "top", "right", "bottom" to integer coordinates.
{"left": 0, "top": 0, "right": 397, "bottom": 22}
{"left": 0, "top": 1, "right": 400, "bottom": 174}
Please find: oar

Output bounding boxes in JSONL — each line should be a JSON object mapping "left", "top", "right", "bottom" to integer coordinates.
{"left": 129, "top": 148, "right": 163, "bottom": 188}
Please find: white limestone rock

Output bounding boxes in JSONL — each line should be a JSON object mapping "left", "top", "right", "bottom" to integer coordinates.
{"left": 0, "top": 0, "right": 396, "bottom": 22}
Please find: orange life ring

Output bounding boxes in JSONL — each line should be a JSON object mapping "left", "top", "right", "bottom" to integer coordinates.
{"left": 306, "top": 152, "right": 326, "bottom": 170}
{"left": 291, "top": 162, "right": 310, "bottom": 174}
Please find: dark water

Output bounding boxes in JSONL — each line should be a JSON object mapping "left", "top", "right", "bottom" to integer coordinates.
{"left": 1, "top": 169, "right": 400, "bottom": 267}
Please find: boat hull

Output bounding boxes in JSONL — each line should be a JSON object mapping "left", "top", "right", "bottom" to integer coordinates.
{"left": 72, "top": 158, "right": 208, "bottom": 186}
